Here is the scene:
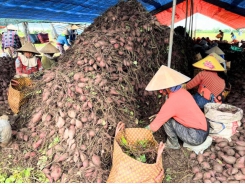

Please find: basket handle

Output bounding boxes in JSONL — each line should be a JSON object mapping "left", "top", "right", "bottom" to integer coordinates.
{"left": 115, "top": 122, "right": 125, "bottom": 136}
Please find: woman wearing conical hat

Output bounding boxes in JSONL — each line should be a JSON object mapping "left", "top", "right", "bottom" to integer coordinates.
{"left": 183, "top": 55, "right": 225, "bottom": 110}
{"left": 40, "top": 42, "right": 59, "bottom": 69}
{"left": 69, "top": 25, "right": 79, "bottom": 45}
{"left": 15, "top": 42, "right": 43, "bottom": 76}
{"left": 1, "top": 24, "right": 22, "bottom": 58}
{"left": 144, "top": 65, "right": 209, "bottom": 149}
{"left": 56, "top": 29, "right": 71, "bottom": 55}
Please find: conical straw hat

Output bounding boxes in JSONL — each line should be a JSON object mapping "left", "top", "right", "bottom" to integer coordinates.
{"left": 145, "top": 65, "right": 191, "bottom": 91}
{"left": 193, "top": 55, "right": 225, "bottom": 71}
{"left": 40, "top": 42, "right": 59, "bottom": 54}
{"left": 208, "top": 52, "right": 225, "bottom": 63}
{"left": 205, "top": 46, "right": 224, "bottom": 55}
{"left": 7, "top": 24, "right": 17, "bottom": 30}
{"left": 17, "top": 42, "right": 40, "bottom": 54}
{"left": 71, "top": 25, "right": 79, "bottom": 30}
{"left": 62, "top": 29, "right": 69, "bottom": 35}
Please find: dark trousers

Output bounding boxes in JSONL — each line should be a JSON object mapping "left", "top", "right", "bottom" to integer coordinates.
{"left": 164, "top": 118, "right": 209, "bottom": 146}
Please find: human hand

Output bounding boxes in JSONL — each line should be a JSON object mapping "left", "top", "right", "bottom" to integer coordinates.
{"left": 156, "top": 141, "right": 165, "bottom": 162}
{"left": 115, "top": 121, "right": 125, "bottom": 136}
{"left": 181, "top": 83, "right": 187, "bottom": 89}
{"left": 154, "top": 169, "right": 164, "bottom": 183}
{"left": 149, "top": 114, "right": 156, "bottom": 122}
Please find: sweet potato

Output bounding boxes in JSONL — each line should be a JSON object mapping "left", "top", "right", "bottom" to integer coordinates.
{"left": 203, "top": 172, "right": 211, "bottom": 179}
{"left": 192, "top": 166, "right": 200, "bottom": 174}
{"left": 33, "top": 139, "right": 43, "bottom": 149}
{"left": 56, "top": 116, "right": 65, "bottom": 128}
{"left": 30, "top": 111, "right": 43, "bottom": 125}
{"left": 218, "top": 141, "right": 228, "bottom": 148}
{"left": 193, "top": 173, "right": 203, "bottom": 181}
{"left": 216, "top": 176, "right": 227, "bottom": 182}
{"left": 241, "top": 168, "right": 245, "bottom": 175}
{"left": 213, "top": 163, "right": 223, "bottom": 173}
{"left": 215, "top": 137, "right": 228, "bottom": 143}
{"left": 50, "top": 164, "right": 62, "bottom": 182}
{"left": 75, "top": 119, "right": 83, "bottom": 129}
{"left": 68, "top": 110, "right": 76, "bottom": 118}
{"left": 197, "top": 154, "right": 204, "bottom": 164}
{"left": 68, "top": 125, "right": 76, "bottom": 139}
{"left": 233, "top": 156, "right": 245, "bottom": 168}
{"left": 235, "top": 146, "right": 245, "bottom": 151}
{"left": 234, "top": 171, "right": 245, "bottom": 180}
{"left": 92, "top": 154, "right": 101, "bottom": 167}
{"left": 201, "top": 162, "right": 211, "bottom": 170}
{"left": 225, "top": 148, "right": 235, "bottom": 156}
{"left": 236, "top": 141, "right": 245, "bottom": 147}
{"left": 221, "top": 155, "right": 236, "bottom": 164}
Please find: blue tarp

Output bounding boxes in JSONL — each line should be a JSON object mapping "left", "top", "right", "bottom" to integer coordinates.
{"left": 0, "top": 0, "right": 244, "bottom": 27}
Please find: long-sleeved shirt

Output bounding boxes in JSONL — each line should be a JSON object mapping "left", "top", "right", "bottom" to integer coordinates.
{"left": 149, "top": 88, "right": 207, "bottom": 132}
{"left": 56, "top": 34, "right": 71, "bottom": 46}
{"left": 2, "top": 30, "right": 22, "bottom": 51}
{"left": 186, "top": 70, "right": 225, "bottom": 97}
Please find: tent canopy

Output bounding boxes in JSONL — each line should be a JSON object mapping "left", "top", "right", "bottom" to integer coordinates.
{"left": 0, "top": 0, "right": 244, "bottom": 29}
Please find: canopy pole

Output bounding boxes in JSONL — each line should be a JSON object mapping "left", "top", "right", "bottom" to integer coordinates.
{"left": 167, "top": 0, "right": 177, "bottom": 68}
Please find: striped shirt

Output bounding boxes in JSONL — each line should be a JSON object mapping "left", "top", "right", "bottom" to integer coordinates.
{"left": 186, "top": 70, "right": 225, "bottom": 97}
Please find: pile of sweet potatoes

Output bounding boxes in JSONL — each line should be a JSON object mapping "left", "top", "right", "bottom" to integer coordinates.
{"left": 189, "top": 117, "right": 245, "bottom": 183}
{"left": 0, "top": 0, "right": 197, "bottom": 183}
{"left": 0, "top": 57, "right": 16, "bottom": 113}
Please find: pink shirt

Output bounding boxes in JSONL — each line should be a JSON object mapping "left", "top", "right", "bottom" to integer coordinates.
{"left": 149, "top": 88, "right": 207, "bottom": 132}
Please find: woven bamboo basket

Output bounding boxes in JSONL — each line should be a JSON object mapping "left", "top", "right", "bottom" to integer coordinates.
{"left": 8, "top": 77, "right": 32, "bottom": 114}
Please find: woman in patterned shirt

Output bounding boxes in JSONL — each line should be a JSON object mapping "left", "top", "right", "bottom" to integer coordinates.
{"left": 15, "top": 42, "right": 43, "bottom": 76}
{"left": 1, "top": 24, "right": 22, "bottom": 58}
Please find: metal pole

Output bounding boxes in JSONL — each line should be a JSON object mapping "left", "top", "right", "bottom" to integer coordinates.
{"left": 167, "top": 0, "right": 177, "bottom": 68}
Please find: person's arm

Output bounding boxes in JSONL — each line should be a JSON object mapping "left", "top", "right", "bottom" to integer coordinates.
{"left": 186, "top": 71, "right": 203, "bottom": 90}
{"left": 148, "top": 98, "right": 176, "bottom": 132}
{"left": 15, "top": 57, "right": 23, "bottom": 75}
{"left": 64, "top": 37, "right": 71, "bottom": 47}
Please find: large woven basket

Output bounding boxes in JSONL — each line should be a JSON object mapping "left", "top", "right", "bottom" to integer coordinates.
{"left": 8, "top": 77, "right": 32, "bottom": 114}
{"left": 107, "top": 123, "right": 164, "bottom": 183}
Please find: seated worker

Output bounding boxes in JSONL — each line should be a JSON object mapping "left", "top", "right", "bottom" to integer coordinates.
{"left": 144, "top": 65, "right": 209, "bottom": 149}
{"left": 15, "top": 42, "right": 43, "bottom": 76}
{"left": 183, "top": 55, "right": 225, "bottom": 110}
{"left": 1, "top": 24, "right": 22, "bottom": 58}
{"left": 40, "top": 42, "right": 59, "bottom": 69}
{"left": 56, "top": 29, "right": 71, "bottom": 55}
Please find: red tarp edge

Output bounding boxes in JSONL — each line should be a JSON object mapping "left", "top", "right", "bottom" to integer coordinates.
{"left": 155, "top": 0, "right": 245, "bottom": 29}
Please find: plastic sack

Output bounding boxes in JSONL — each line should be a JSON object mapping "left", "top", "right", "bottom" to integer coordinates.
{"left": 204, "top": 103, "right": 243, "bottom": 141}
{"left": 183, "top": 136, "right": 212, "bottom": 154}
{"left": 230, "top": 45, "right": 243, "bottom": 52}
{"left": 0, "top": 115, "right": 12, "bottom": 144}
